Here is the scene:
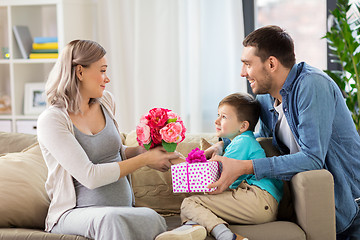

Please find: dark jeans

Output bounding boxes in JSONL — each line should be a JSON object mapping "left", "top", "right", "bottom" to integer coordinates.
{"left": 337, "top": 200, "right": 360, "bottom": 240}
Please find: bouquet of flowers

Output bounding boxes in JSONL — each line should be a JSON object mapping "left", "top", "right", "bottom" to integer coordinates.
{"left": 136, "top": 108, "right": 186, "bottom": 152}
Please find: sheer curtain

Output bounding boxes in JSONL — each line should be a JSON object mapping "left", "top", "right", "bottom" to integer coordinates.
{"left": 95, "top": 0, "right": 246, "bottom": 133}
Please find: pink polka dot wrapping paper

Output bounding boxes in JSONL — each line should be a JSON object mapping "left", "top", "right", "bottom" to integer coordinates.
{"left": 171, "top": 161, "right": 221, "bottom": 193}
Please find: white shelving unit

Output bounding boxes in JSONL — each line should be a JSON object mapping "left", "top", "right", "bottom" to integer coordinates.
{"left": 0, "top": 0, "right": 95, "bottom": 133}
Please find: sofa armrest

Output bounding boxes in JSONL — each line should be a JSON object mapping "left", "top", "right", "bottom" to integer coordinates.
{"left": 290, "top": 169, "right": 336, "bottom": 240}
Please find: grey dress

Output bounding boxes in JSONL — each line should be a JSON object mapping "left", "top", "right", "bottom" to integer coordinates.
{"left": 51, "top": 105, "right": 167, "bottom": 240}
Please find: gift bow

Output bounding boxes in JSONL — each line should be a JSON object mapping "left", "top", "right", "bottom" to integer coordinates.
{"left": 186, "top": 148, "right": 207, "bottom": 163}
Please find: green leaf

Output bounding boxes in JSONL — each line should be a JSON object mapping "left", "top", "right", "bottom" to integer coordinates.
{"left": 162, "top": 140, "right": 177, "bottom": 152}
{"left": 143, "top": 142, "right": 152, "bottom": 151}
{"left": 167, "top": 118, "right": 177, "bottom": 123}
{"left": 325, "top": 0, "right": 360, "bottom": 130}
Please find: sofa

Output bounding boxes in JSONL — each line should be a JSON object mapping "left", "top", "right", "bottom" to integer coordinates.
{"left": 0, "top": 131, "right": 336, "bottom": 240}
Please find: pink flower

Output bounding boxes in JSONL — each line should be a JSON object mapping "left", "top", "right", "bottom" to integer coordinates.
{"left": 136, "top": 122, "right": 151, "bottom": 145}
{"left": 139, "top": 114, "right": 149, "bottom": 124}
{"left": 160, "top": 122, "right": 183, "bottom": 143}
{"left": 146, "top": 108, "right": 169, "bottom": 129}
{"left": 168, "top": 111, "right": 186, "bottom": 140}
{"left": 186, "top": 148, "right": 207, "bottom": 163}
{"left": 150, "top": 128, "right": 163, "bottom": 145}
{"left": 168, "top": 111, "right": 179, "bottom": 121}
{"left": 178, "top": 120, "right": 186, "bottom": 140}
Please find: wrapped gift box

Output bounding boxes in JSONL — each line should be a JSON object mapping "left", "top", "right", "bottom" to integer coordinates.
{"left": 171, "top": 161, "right": 221, "bottom": 193}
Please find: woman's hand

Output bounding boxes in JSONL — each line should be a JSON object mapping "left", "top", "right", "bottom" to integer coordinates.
{"left": 118, "top": 146, "right": 179, "bottom": 178}
{"left": 204, "top": 141, "right": 224, "bottom": 159}
{"left": 144, "top": 147, "right": 180, "bottom": 172}
{"left": 125, "top": 146, "right": 147, "bottom": 159}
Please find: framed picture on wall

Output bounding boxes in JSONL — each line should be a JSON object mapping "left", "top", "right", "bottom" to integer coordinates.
{"left": 24, "top": 82, "right": 46, "bottom": 115}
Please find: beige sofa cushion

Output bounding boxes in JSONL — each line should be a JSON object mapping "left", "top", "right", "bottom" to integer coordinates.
{"left": 0, "top": 132, "right": 37, "bottom": 155}
{"left": 131, "top": 166, "right": 191, "bottom": 213}
{"left": 0, "top": 143, "right": 49, "bottom": 228}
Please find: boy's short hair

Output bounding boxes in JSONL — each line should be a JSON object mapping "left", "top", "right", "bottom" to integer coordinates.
{"left": 219, "top": 92, "right": 260, "bottom": 131}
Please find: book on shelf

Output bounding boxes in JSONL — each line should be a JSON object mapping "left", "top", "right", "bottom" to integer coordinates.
{"left": 30, "top": 36, "right": 58, "bottom": 59}
{"left": 32, "top": 42, "right": 58, "bottom": 50}
{"left": 31, "top": 49, "right": 58, "bottom": 53}
{"left": 34, "top": 37, "right": 58, "bottom": 44}
{"left": 29, "top": 53, "right": 59, "bottom": 59}
{"left": 13, "top": 25, "right": 33, "bottom": 59}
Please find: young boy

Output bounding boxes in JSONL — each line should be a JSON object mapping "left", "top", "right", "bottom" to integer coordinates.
{"left": 156, "top": 93, "right": 283, "bottom": 240}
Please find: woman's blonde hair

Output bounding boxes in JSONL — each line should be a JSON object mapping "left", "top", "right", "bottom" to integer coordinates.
{"left": 45, "top": 39, "right": 106, "bottom": 113}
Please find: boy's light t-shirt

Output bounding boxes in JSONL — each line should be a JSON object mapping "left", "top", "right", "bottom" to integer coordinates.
{"left": 224, "top": 131, "right": 283, "bottom": 203}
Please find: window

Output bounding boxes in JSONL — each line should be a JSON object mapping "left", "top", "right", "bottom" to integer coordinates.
{"left": 256, "top": 0, "right": 327, "bottom": 70}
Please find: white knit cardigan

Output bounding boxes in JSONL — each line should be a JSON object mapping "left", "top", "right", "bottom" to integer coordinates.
{"left": 37, "top": 91, "right": 130, "bottom": 231}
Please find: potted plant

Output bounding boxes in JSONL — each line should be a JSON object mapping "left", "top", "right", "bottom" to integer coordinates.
{"left": 323, "top": 0, "right": 360, "bottom": 131}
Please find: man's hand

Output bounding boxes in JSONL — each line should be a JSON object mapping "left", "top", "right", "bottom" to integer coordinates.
{"left": 207, "top": 155, "right": 254, "bottom": 194}
{"left": 204, "top": 141, "right": 224, "bottom": 159}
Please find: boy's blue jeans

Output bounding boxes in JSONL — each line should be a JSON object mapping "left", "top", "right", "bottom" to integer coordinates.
{"left": 337, "top": 200, "right": 360, "bottom": 240}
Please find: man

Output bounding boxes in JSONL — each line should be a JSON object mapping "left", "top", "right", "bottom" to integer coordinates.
{"left": 207, "top": 25, "right": 360, "bottom": 239}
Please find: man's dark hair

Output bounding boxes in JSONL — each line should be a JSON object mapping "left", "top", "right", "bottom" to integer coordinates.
{"left": 243, "top": 25, "right": 296, "bottom": 69}
{"left": 219, "top": 93, "right": 260, "bottom": 131}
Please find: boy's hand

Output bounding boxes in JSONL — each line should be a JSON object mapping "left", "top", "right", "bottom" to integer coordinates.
{"left": 169, "top": 152, "right": 186, "bottom": 165}
{"left": 204, "top": 141, "right": 224, "bottom": 159}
